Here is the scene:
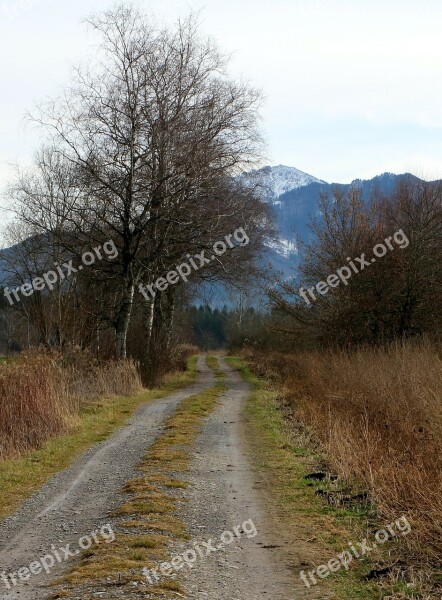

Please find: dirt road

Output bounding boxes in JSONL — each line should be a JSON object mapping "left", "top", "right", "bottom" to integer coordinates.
{"left": 174, "top": 357, "right": 319, "bottom": 599}
{"left": 0, "top": 357, "right": 214, "bottom": 599}
{"left": 0, "top": 356, "right": 318, "bottom": 599}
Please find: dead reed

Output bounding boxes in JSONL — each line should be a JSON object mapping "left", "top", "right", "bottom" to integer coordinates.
{"left": 0, "top": 350, "right": 142, "bottom": 459}
{"left": 249, "top": 341, "right": 442, "bottom": 562}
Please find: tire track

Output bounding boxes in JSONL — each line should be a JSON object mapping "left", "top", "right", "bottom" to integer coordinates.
{"left": 0, "top": 356, "right": 214, "bottom": 600}
{"left": 174, "top": 356, "right": 322, "bottom": 599}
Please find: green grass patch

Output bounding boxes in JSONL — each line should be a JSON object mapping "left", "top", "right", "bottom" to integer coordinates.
{"left": 206, "top": 355, "right": 225, "bottom": 380}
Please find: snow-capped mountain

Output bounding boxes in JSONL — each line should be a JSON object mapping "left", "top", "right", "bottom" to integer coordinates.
{"left": 241, "top": 164, "right": 326, "bottom": 202}
{"left": 252, "top": 167, "right": 433, "bottom": 282}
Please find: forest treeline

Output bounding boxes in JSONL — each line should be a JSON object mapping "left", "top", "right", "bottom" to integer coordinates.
{"left": 269, "top": 177, "right": 442, "bottom": 347}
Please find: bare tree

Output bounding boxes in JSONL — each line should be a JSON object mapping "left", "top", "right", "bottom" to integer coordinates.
{"left": 269, "top": 178, "right": 442, "bottom": 346}
{"left": 26, "top": 7, "right": 265, "bottom": 360}
{"left": 7, "top": 6, "right": 269, "bottom": 384}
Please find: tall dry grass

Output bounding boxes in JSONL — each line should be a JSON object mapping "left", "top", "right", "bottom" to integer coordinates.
{"left": 0, "top": 350, "right": 142, "bottom": 459}
{"left": 249, "top": 342, "right": 442, "bottom": 562}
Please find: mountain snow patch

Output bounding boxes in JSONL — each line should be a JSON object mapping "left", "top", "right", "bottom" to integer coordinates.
{"left": 241, "top": 164, "right": 326, "bottom": 201}
{"left": 265, "top": 237, "right": 298, "bottom": 258}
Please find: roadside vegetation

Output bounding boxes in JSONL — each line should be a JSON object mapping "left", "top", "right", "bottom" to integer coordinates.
{"left": 0, "top": 349, "right": 141, "bottom": 459}
{"left": 0, "top": 354, "right": 199, "bottom": 520}
{"left": 234, "top": 346, "right": 442, "bottom": 599}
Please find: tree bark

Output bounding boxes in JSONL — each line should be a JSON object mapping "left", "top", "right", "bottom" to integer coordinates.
{"left": 140, "top": 295, "right": 155, "bottom": 386}
{"left": 115, "top": 277, "right": 135, "bottom": 359}
{"left": 164, "top": 287, "right": 176, "bottom": 352}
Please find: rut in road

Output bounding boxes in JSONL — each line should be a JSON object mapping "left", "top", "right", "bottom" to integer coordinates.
{"left": 0, "top": 356, "right": 214, "bottom": 600}
{"left": 173, "top": 357, "right": 323, "bottom": 599}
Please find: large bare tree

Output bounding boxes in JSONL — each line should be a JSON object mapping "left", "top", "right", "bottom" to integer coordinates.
{"left": 9, "top": 6, "right": 269, "bottom": 378}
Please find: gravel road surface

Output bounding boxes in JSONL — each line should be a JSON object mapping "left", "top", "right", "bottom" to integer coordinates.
{"left": 173, "top": 357, "right": 322, "bottom": 599}
{"left": 0, "top": 356, "right": 214, "bottom": 600}
{"left": 0, "top": 356, "right": 322, "bottom": 599}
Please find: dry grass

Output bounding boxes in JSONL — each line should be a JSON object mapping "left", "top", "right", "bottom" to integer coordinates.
{"left": 0, "top": 349, "right": 142, "bottom": 459}
{"left": 52, "top": 380, "right": 224, "bottom": 599}
{"left": 0, "top": 356, "right": 199, "bottom": 520}
{"left": 0, "top": 353, "right": 71, "bottom": 458}
{"left": 249, "top": 341, "right": 442, "bottom": 565}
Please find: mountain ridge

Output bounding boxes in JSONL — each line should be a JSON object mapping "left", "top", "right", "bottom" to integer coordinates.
{"left": 0, "top": 168, "right": 438, "bottom": 293}
{"left": 257, "top": 167, "right": 440, "bottom": 281}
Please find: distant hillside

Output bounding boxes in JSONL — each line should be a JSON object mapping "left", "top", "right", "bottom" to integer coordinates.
{"left": 0, "top": 169, "right": 436, "bottom": 304}
{"left": 255, "top": 168, "right": 431, "bottom": 282}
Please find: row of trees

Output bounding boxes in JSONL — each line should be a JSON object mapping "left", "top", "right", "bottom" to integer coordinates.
{"left": 270, "top": 177, "right": 442, "bottom": 346}
{"left": 181, "top": 304, "right": 272, "bottom": 350}
{"left": 1, "top": 7, "right": 271, "bottom": 384}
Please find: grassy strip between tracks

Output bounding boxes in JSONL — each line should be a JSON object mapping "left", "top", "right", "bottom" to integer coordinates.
{"left": 0, "top": 357, "right": 199, "bottom": 521}
{"left": 51, "top": 362, "right": 226, "bottom": 599}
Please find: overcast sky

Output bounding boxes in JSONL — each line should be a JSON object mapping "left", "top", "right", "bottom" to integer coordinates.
{"left": 1, "top": 0, "right": 441, "bottom": 211}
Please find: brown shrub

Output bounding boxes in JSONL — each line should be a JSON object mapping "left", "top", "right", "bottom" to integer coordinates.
{"left": 0, "top": 350, "right": 142, "bottom": 459}
{"left": 249, "top": 342, "right": 442, "bottom": 561}
{"left": 0, "top": 354, "right": 69, "bottom": 458}
{"left": 61, "top": 347, "right": 142, "bottom": 400}
{"left": 169, "top": 344, "right": 199, "bottom": 372}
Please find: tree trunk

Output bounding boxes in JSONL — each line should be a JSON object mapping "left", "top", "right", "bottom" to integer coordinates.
{"left": 115, "top": 277, "right": 135, "bottom": 359}
{"left": 140, "top": 295, "right": 155, "bottom": 386}
{"left": 164, "top": 287, "right": 176, "bottom": 351}
{"left": 143, "top": 294, "right": 174, "bottom": 387}
{"left": 144, "top": 296, "right": 156, "bottom": 348}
